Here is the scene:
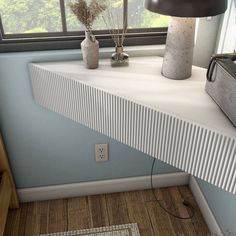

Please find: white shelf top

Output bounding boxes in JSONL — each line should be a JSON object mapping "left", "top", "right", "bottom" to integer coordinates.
{"left": 34, "top": 56, "right": 236, "bottom": 138}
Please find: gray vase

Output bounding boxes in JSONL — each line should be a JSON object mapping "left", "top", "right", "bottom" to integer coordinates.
{"left": 81, "top": 31, "right": 99, "bottom": 69}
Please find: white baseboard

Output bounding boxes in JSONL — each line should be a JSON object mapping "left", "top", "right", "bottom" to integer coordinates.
{"left": 17, "top": 172, "right": 189, "bottom": 203}
{"left": 17, "top": 173, "right": 222, "bottom": 235}
{"left": 189, "top": 176, "right": 223, "bottom": 236}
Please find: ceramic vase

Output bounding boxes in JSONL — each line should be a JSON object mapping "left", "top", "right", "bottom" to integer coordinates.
{"left": 81, "top": 31, "right": 99, "bottom": 69}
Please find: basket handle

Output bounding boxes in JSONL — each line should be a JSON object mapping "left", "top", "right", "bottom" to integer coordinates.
{"left": 207, "top": 53, "right": 236, "bottom": 82}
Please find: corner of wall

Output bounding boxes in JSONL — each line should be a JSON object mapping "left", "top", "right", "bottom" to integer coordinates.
{"left": 193, "top": 16, "right": 221, "bottom": 68}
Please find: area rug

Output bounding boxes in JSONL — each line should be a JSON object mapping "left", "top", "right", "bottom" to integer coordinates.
{"left": 36, "top": 223, "right": 140, "bottom": 236}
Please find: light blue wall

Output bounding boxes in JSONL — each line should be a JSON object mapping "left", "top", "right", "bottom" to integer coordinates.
{"left": 0, "top": 16, "right": 236, "bottom": 234}
{"left": 197, "top": 179, "right": 236, "bottom": 234}
{"left": 0, "top": 50, "right": 177, "bottom": 188}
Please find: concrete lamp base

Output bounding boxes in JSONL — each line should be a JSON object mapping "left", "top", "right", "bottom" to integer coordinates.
{"left": 162, "top": 17, "right": 196, "bottom": 80}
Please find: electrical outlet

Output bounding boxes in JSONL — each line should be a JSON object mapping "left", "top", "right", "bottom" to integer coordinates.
{"left": 95, "top": 144, "right": 109, "bottom": 162}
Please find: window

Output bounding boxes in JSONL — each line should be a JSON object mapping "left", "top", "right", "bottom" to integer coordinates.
{"left": 217, "top": 0, "right": 236, "bottom": 53}
{"left": 0, "top": 0, "right": 168, "bottom": 52}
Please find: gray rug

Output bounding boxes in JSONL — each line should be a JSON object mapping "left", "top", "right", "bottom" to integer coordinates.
{"left": 36, "top": 223, "right": 140, "bottom": 236}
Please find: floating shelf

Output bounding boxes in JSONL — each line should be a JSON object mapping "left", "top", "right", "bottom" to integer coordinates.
{"left": 29, "top": 57, "right": 236, "bottom": 194}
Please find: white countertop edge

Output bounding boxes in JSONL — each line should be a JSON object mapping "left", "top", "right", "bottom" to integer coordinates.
{"left": 30, "top": 61, "right": 236, "bottom": 140}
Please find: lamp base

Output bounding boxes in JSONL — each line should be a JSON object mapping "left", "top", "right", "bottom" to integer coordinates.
{"left": 162, "top": 17, "right": 196, "bottom": 80}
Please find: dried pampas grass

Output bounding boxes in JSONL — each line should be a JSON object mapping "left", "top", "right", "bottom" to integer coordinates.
{"left": 69, "top": 0, "right": 106, "bottom": 31}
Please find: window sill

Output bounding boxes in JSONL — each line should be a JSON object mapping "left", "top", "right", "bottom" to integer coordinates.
{"left": 100, "top": 45, "right": 166, "bottom": 58}
{"left": 0, "top": 45, "right": 166, "bottom": 59}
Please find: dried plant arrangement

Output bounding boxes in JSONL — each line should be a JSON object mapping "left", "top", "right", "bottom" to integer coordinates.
{"left": 102, "top": 0, "right": 129, "bottom": 67}
{"left": 69, "top": 0, "right": 107, "bottom": 32}
{"left": 69, "top": 0, "right": 106, "bottom": 69}
{"left": 102, "top": 0, "right": 128, "bottom": 47}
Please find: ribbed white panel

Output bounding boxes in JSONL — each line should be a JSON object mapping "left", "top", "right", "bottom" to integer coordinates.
{"left": 29, "top": 64, "right": 236, "bottom": 194}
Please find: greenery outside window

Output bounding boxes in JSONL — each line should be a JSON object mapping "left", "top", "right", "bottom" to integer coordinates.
{"left": 0, "top": 0, "right": 168, "bottom": 52}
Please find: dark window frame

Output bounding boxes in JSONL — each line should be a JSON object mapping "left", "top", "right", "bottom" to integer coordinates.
{"left": 0, "top": 0, "right": 167, "bottom": 53}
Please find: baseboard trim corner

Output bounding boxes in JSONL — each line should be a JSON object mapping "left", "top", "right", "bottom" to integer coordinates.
{"left": 17, "top": 172, "right": 189, "bottom": 203}
{"left": 189, "top": 176, "right": 223, "bottom": 236}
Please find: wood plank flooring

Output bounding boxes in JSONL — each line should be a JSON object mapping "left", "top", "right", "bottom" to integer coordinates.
{"left": 4, "top": 186, "right": 210, "bottom": 236}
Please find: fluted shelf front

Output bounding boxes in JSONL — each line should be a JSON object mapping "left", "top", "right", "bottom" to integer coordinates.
{"left": 29, "top": 57, "right": 236, "bottom": 194}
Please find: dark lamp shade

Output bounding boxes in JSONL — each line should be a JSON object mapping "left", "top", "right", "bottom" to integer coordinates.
{"left": 144, "top": 0, "right": 227, "bottom": 17}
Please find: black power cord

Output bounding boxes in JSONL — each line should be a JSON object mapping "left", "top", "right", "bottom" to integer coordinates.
{"left": 151, "top": 158, "right": 195, "bottom": 220}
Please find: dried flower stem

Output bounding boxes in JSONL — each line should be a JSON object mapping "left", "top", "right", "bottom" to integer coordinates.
{"left": 102, "top": 0, "right": 128, "bottom": 47}
{"left": 69, "top": 0, "right": 106, "bottom": 32}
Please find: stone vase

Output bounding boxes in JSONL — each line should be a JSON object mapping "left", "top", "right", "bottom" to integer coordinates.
{"left": 81, "top": 31, "right": 99, "bottom": 69}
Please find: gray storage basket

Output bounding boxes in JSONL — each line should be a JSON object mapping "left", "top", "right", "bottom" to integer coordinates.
{"left": 205, "top": 54, "right": 236, "bottom": 127}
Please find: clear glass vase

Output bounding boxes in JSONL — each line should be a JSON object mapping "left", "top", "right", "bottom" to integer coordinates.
{"left": 111, "top": 46, "right": 129, "bottom": 67}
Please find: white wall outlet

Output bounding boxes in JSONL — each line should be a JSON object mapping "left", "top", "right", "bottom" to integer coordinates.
{"left": 95, "top": 144, "right": 109, "bottom": 162}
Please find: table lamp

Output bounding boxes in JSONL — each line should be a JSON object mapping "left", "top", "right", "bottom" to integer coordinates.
{"left": 145, "top": 0, "right": 227, "bottom": 80}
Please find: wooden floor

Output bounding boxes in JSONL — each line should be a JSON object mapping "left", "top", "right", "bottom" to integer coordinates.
{"left": 4, "top": 186, "right": 210, "bottom": 236}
